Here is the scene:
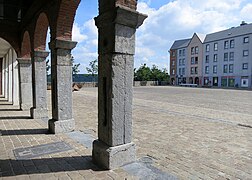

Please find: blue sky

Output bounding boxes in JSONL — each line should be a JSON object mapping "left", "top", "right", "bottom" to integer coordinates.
{"left": 72, "top": 0, "right": 252, "bottom": 74}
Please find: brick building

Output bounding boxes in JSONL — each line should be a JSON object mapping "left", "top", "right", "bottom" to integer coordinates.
{"left": 169, "top": 22, "right": 252, "bottom": 89}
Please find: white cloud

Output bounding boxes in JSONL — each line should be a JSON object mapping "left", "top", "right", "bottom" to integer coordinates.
{"left": 72, "top": 23, "right": 88, "bottom": 43}
{"left": 135, "top": 0, "right": 250, "bottom": 72}
{"left": 72, "top": 19, "right": 98, "bottom": 73}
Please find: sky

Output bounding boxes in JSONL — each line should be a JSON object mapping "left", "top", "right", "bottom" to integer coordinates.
{"left": 71, "top": 0, "right": 252, "bottom": 74}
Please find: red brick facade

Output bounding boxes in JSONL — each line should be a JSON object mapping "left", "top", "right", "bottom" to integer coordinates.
{"left": 170, "top": 49, "right": 177, "bottom": 85}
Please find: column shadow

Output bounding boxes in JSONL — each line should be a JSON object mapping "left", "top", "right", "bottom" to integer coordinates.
{"left": 0, "top": 156, "right": 104, "bottom": 177}
{"left": 0, "top": 128, "right": 49, "bottom": 135}
{"left": 0, "top": 116, "right": 31, "bottom": 120}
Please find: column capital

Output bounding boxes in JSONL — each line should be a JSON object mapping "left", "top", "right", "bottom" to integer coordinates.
{"left": 95, "top": 5, "right": 147, "bottom": 29}
{"left": 17, "top": 58, "right": 31, "bottom": 64}
{"left": 49, "top": 39, "right": 77, "bottom": 50}
{"left": 33, "top": 51, "right": 50, "bottom": 58}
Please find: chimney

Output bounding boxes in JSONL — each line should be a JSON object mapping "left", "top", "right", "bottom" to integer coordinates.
{"left": 240, "top": 21, "right": 247, "bottom": 26}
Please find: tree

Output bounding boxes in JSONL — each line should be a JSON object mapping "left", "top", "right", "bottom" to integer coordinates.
{"left": 134, "top": 64, "right": 169, "bottom": 82}
{"left": 86, "top": 59, "right": 98, "bottom": 85}
{"left": 134, "top": 64, "right": 152, "bottom": 81}
{"left": 71, "top": 56, "right": 80, "bottom": 75}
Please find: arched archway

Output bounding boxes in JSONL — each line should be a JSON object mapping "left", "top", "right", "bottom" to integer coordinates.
{"left": 30, "top": 12, "right": 50, "bottom": 119}
{"left": 55, "top": 0, "right": 81, "bottom": 40}
{"left": 21, "top": 31, "right": 31, "bottom": 58}
{"left": 34, "top": 12, "right": 49, "bottom": 51}
{"left": 0, "top": 37, "right": 19, "bottom": 105}
{"left": 189, "top": 77, "right": 193, "bottom": 84}
{"left": 195, "top": 77, "right": 199, "bottom": 85}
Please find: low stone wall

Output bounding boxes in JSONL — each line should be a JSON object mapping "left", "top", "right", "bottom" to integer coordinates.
{"left": 47, "top": 81, "right": 169, "bottom": 90}
{"left": 133, "top": 81, "right": 169, "bottom": 87}
{"left": 47, "top": 82, "right": 98, "bottom": 90}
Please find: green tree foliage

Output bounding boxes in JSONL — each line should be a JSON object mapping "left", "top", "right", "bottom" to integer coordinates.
{"left": 86, "top": 59, "right": 98, "bottom": 85}
{"left": 134, "top": 64, "right": 169, "bottom": 81}
{"left": 86, "top": 59, "right": 98, "bottom": 76}
{"left": 71, "top": 56, "right": 80, "bottom": 75}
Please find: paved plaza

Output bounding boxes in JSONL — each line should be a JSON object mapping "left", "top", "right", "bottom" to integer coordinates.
{"left": 0, "top": 86, "right": 252, "bottom": 179}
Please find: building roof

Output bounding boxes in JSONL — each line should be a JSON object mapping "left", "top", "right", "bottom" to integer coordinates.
{"left": 170, "top": 38, "right": 191, "bottom": 50}
{"left": 204, "top": 23, "right": 252, "bottom": 43}
{"left": 197, "top": 33, "right": 206, "bottom": 43}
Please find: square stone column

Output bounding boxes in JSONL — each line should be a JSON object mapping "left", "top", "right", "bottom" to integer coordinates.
{"left": 17, "top": 58, "right": 32, "bottom": 110}
{"left": 30, "top": 51, "right": 49, "bottom": 120}
{"left": 48, "top": 39, "right": 77, "bottom": 134}
{"left": 92, "top": 5, "right": 147, "bottom": 169}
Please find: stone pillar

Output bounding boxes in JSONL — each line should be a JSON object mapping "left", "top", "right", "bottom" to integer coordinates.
{"left": 92, "top": 5, "right": 147, "bottom": 169}
{"left": 17, "top": 58, "right": 32, "bottom": 110}
{"left": 30, "top": 51, "right": 49, "bottom": 120}
{"left": 8, "top": 49, "right": 13, "bottom": 103}
{"left": 48, "top": 39, "right": 77, "bottom": 134}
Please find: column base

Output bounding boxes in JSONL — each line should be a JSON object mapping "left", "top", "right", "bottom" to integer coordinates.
{"left": 20, "top": 103, "right": 32, "bottom": 111}
{"left": 48, "top": 119, "right": 75, "bottom": 134}
{"left": 92, "top": 140, "right": 136, "bottom": 170}
{"left": 30, "top": 107, "right": 48, "bottom": 120}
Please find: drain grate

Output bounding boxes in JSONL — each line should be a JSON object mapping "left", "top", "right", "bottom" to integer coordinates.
{"left": 13, "top": 141, "right": 72, "bottom": 160}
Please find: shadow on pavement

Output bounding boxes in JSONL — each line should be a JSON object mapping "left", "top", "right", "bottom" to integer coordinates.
{"left": 0, "top": 156, "right": 103, "bottom": 177}
{"left": 0, "top": 128, "right": 49, "bottom": 136}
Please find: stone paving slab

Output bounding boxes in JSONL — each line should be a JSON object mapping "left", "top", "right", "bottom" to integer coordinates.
{"left": 13, "top": 141, "right": 73, "bottom": 160}
{"left": 76, "top": 87, "right": 252, "bottom": 179}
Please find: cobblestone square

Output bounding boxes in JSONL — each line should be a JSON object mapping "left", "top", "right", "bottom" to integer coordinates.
{"left": 0, "top": 86, "right": 251, "bottom": 179}
{"left": 73, "top": 86, "right": 252, "bottom": 179}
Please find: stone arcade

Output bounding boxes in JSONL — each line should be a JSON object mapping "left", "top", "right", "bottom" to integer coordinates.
{"left": 0, "top": 0, "right": 146, "bottom": 169}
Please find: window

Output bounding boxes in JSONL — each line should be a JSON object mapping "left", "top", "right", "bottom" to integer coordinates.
{"left": 213, "top": 54, "right": 218, "bottom": 62}
{"left": 179, "top": 59, "right": 182, "bottom": 66}
{"left": 195, "top": 57, "right": 198, "bottom": 64}
{"left": 195, "top": 67, "right": 198, "bottom": 74}
{"left": 172, "top": 60, "right": 175, "bottom": 66}
{"left": 172, "top": 69, "right": 175, "bottom": 75}
{"left": 243, "top": 37, "right": 249, "bottom": 43}
{"left": 229, "top": 52, "right": 234, "bottom": 61}
{"left": 179, "top": 68, "right": 182, "bottom": 75}
{"left": 241, "top": 77, "right": 249, "bottom": 87}
{"left": 229, "top": 64, "right": 234, "bottom": 73}
{"left": 182, "top": 58, "right": 185, "bottom": 65}
{"left": 191, "top": 67, "right": 194, "bottom": 74}
{"left": 206, "top": 44, "right": 210, "bottom": 52}
{"left": 191, "top": 47, "right": 194, "bottom": 55}
{"left": 223, "top": 65, "right": 228, "bottom": 73}
{"left": 243, "top": 50, "right": 249, "bottom": 56}
{"left": 242, "top": 63, "right": 248, "bottom": 70}
{"left": 230, "top": 39, "right": 234, "bottom": 48}
{"left": 224, "top": 41, "right": 229, "bottom": 49}
{"left": 221, "top": 77, "right": 227, "bottom": 87}
{"left": 213, "top": 65, "right": 217, "bottom": 74}
{"left": 182, "top": 68, "right": 185, "bottom": 75}
{"left": 182, "top": 49, "right": 185, "bottom": 56}
{"left": 214, "top": 43, "right": 218, "bottom": 51}
{"left": 205, "top": 66, "right": 209, "bottom": 74}
{"left": 224, "top": 53, "right": 228, "bottom": 61}
{"left": 195, "top": 46, "right": 199, "bottom": 54}
{"left": 205, "top": 55, "right": 209, "bottom": 63}
{"left": 172, "top": 51, "right": 175, "bottom": 57}
{"left": 179, "top": 50, "right": 182, "bottom": 57}
{"left": 191, "top": 57, "right": 195, "bottom": 65}
{"left": 228, "top": 78, "right": 235, "bottom": 87}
